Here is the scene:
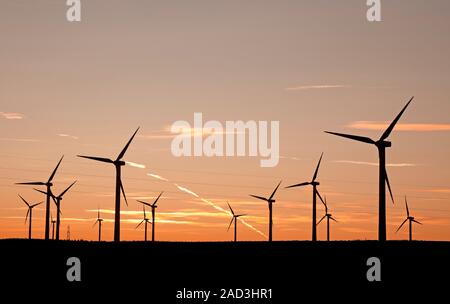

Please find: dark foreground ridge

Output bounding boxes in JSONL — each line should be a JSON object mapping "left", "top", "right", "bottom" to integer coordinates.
{"left": 1, "top": 240, "right": 448, "bottom": 299}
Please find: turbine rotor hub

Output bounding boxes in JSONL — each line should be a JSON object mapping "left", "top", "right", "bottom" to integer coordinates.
{"left": 115, "top": 160, "right": 126, "bottom": 166}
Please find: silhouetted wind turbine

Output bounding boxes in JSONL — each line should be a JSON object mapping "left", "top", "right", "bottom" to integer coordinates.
{"left": 93, "top": 208, "right": 103, "bottom": 242}
{"left": 18, "top": 195, "right": 42, "bottom": 240}
{"left": 78, "top": 127, "right": 139, "bottom": 242}
{"left": 396, "top": 196, "right": 422, "bottom": 241}
{"left": 137, "top": 191, "right": 163, "bottom": 242}
{"left": 34, "top": 181, "right": 76, "bottom": 241}
{"left": 16, "top": 156, "right": 64, "bottom": 240}
{"left": 317, "top": 196, "right": 338, "bottom": 241}
{"left": 325, "top": 97, "right": 414, "bottom": 241}
{"left": 250, "top": 181, "right": 282, "bottom": 242}
{"left": 285, "top": 153, "right": 326, "bottom": 241}
{"left": 136, "top": 205, "right": 151, "bottom": 241}
{"left": 227, "top": 202, "right": 246, "bottom": 242}
{"left": 51, "top": 213, "right": 56, "bottom": 240}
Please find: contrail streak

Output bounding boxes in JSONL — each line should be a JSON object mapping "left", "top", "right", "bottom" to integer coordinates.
{"left": 147, "top": 173, "right": 169, "bottom": 181}
{"left": 126, "top": 161, "right": 146, "bottom": 169}
{"left": 148, "top": 174, "right": 267, "bottom": 238}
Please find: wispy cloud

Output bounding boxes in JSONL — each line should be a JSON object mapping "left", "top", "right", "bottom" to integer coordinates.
{"left": 0, "top": 112, "right": 25, "bottom": 120}
{"left": 57, "top": 133, "right": 79, "bottom": 140}
{"left": 348, "top": 121, "right": 450, "bottom": 132}
{"left": 285, "top": 84, "right": 352, "bottom": 91}
{"left": 138, "top": 127, "right": 244, "bottom": 140}
{"left": 421, "top": 188, "right": 450, "bottom": 194}
{"left": 333, "top": 160, "right": 417, "bottom": 167}
{"left": 0, "top": 138, "right": 40, "bottom": 142}
{"left": 147, "top": 173, "right": 169, "bottom": 181}
{"left": 125, "top": 161, "right": 146, "bottom": 169}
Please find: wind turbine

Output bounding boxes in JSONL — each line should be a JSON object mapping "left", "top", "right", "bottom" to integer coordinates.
{"left": 227, "top": 202, "right": 246, "bottom": 242}
{"left": 285, "top": 153, "right": 326, "bottom": 242}
{"left": 136, "top": 205, "right": 151, "bottom": 241}
{"left": 137, "top": 191, "right": 163, "bottom": 242}
{"left": 250, "top": 181, "right": 282, "bottom": 242}
{"left": 317, "top": 196, "right": 338, "bottom": 241}
{"left": 51, "top": 213, "right": 56, "bottom": 240}
{"left": 18, "top": 195, "right": 43, "bottom": 240}
{"left": 78, "top": 127, "right": 139, "bottom": 242}
{"left": 34, "top": 181, "right": 76, "bottom": 241}
{"left": 325, "top": 97, "right": 414, "bottom": 241}
{"left": 16, "top": 156, "right": 64, "bottom": 240}
{"left": 93, "top": 208, "right": 103, "bottom": 242}
{"left": 396, "top": 196, "right": 422, "bottom": 241}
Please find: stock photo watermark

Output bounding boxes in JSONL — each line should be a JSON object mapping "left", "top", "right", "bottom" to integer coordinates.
{"left": 367, "top": 0, "right": 382, "bottom": 22}
{"left": 66, "top": 0, "right": 81, "bottom": 22}
{"left": 170, "top": 113, "right": 280, "bottom": 168}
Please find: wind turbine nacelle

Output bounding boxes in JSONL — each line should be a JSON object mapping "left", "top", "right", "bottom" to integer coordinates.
{"left": 269, "top": 199, "right": 275, "bottom": 204}
{"left": 311, "top": 181, "right": 320, "bottom": 186}
{"left": 115, "top": 160, "right": 126, "bottom": 166}
{"left": 379, "top": 141, "right": 392, "bottom": 148}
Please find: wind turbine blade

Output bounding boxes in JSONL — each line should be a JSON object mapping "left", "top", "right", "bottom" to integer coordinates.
{"left": 50, "top": 195, "right": 58, "bottom": 206}
{"left": 324, "top": 131, "right": 375, "bottom": 145}
{"left": 97, "top": 208, "right": 100, "bottom": 219}
{"left": 25, "top": 209, "right": 30, "bottom": 224}
{"left": 268, "top": 180, "right": 282, "bottom": 200}
{"left": 59, "top": 181, "right": 77, "bottom": 197}
{"left": 285, "top": 182, "right": 310, "bottom": 189}
{"left": 227, "top": 217, "right": 234, "bottom": 232}
{"left": 48, "top": 156, "right": 64, "bottom": 183}
{"left": 136, "top": 219, "right": 144, "bottom": 229}
{"left": 31, "top": 202, "right": 43, "bottom": 208}
{"left": 379, "top": 96, "right": 414, "bottom": 141}
{"left": 413, "top": 219, "right": 423, "bottom": 225}
{"left": 312, "top": 153, "right": 323, "bottom": 182}
{"left": 152, "top": 191, "right": 163, "bottom": 206}
{"left": 116, "top": 127, "right": 140, "bottom": 161}
{"left": 330, "top": 216, "right": 338, "bottom": 223}
{"left": 405, "top": 196, "right": 410, "bottom": 217}
{"left": 143, "top": 205, "right": 146, "bottom": 219}
{"left": 77, "top": 155, "right": 114, "bottom": 164}
{"left": 385, "top": 167, "right": 395, "bottom": 204}
{"left": 227, "top": 202, "right": 235, "bottom": 216}
{"left": 120, "top": 180, "right": 128, "bottom": 206}
{"left": 18, "top": 194, "right": 30, "bottom": 207}
{"left": 16, "top": 182, "right": 46, "bottom": 185}
{"left": 236, "top": 214, "right": 247, "bottom": 217}
{"left": 93, "top": 220, "right": 98, "bottom": 228}
{"left": 316, "top": 190, "right": 326, "bottom": 207}
{"left": 317, "top": 215, "right": 326, "bottom": 225}
{"left": 249, "top": 195, "right": 268, "bottom": 202}
{"left": 396, "top": 219, "right": 408, "bottom": 232}
{"left": 33, "top": 188, "right": 48, "bottom": 196}
{"left": 136, "top": 200, "right": 152, "bottom": 207}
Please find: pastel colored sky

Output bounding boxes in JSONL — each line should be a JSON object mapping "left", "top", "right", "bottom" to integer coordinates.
{"left": 1, "top": 0, "right": 449, "bottom": 241}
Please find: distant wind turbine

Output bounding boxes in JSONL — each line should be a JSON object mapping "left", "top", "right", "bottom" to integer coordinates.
{"left": 93, "top": 208, "right": 103, "bottom": 242}
{"left": 396, "top": 196, "right": 422, "bottom": 241}
{"left": 18, "top": 194, "right": 42, "bottom": 240}
{"left": 250, "top": 181, "right": 282, "bottom": 242}
{"left": 227, "top": 202, "right": 246, "bottom": 242}
{"left": 285, "top": 153, "right": 326, "bottom": 242}
{"left": 51, "top": 213, "right": 56, "bottom": 240}
{"left": 325, "top": 97, "right": 414, "bottom": 241}
{"left": 34, "top": 181, "right": 76, "bottom": 241}
{"left": 136, "top": 205, "right": 151, "bottom": 241}
{"left": 78, "top": 127, "right": 139, "bottom": 242}
{"left": 16, "top": 156, "right": 64, "bottom": 240}
{"left": 137, "top": 191, "right": 163, "bottom": 242}
{"left": 317, "top": 196, "right": 338, "bottom": 241}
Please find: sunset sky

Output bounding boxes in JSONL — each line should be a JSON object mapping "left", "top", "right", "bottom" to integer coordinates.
{"left": 1, "top": 0, "right": 449, "bottom": 241}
